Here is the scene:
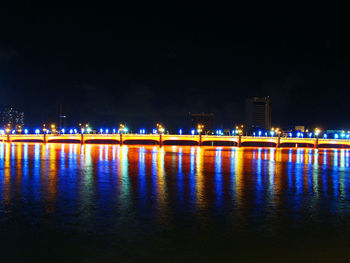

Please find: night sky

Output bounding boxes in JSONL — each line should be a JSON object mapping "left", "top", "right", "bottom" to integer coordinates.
{"left": 1, "top": 7, "right": 349, "bottom": 130}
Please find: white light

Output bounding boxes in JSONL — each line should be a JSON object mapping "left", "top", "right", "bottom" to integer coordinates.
{"left": 297, "top": 132, "right": 301, "bottom": 137}
{"left": 100, "top": 128, "right": 103, "bottom": 134}
{"left": 0, "top": 130, "right": 4, "bottom": 135}
{"left": 253, "top": 132, "right": 256, "bottom": 136}
{"left": 74, "top": 129, "right": 77, "bottom": 134}
{"left": 324, "top": 134, "right": 327, "bottom": 139}
{"left": 70, "top": 129, "right": 73, "bottom": 134}
{"left": 179, "top": 129, "right": 182, "bottom": 135}
{"left": 61, "top": 128, "right": 65, "bottom": 134}
{"left": 113, "top": 129, "right": 116, "bottom": 134}
{"left": 335, "top": 134, "right": 339, "bottom": 139}
{"left": 258, "top": 131, "right": 262, "bottom": 136}
{"left": 191, "top": 129, "right": 195, "bottom": 135}
{"left": 24, "top": 129, "right": 28, "bottom": 134}
{"left": 270, "top": 131, "right": 275, "bottom": 136}
{"left": 289, "top": 132, "right": 292, "bottom": 137}
{"left": 309, "top": 132, "right": 312, "bottom": 137}
{"left": 35, "top": 129, "right": 40, "bottom": 134}
{"left": 11, "top": 130, "right": 15, "bottom": 134}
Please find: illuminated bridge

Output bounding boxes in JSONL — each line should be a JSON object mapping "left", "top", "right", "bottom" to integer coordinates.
{"left": 1, "top": 134, "right": 350, "bottom": 148}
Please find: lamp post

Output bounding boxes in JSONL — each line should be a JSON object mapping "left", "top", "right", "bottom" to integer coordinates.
{"left": 6, "top": 127, "right": 11, "bottom": 143}
{"left": 197, "top": 124, "right": 204, "bottom": 146}
{"left": 42, "top": 124, "right": 47, "bottom": 143}
{"left": 156, "top": 123, "right": 165, "bottom": 146}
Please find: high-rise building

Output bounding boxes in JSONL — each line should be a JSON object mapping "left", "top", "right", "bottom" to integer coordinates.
{"left": 245, "top": 97, "right": 271, "bottom": 132}
{"left": 0, "top": 107, "right": 24, "bottom": 129}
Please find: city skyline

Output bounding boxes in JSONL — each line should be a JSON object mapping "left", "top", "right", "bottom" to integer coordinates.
{"left": 1, "top": 7, "right": 349, "bottom": 129}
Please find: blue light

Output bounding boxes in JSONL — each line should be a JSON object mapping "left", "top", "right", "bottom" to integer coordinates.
{"left": 35, "top": 129, "right": 40, "bottom": 134}
{"left": 11, "top": 130, "right": 15, "bottom": 134}
{"left": 297, "top": 132, "right": 301, "bottom": 138}
{"left": 191, "top": 129, "right": 195, "bottom": 135}
{"left": 179, "top": 129, "right": 182, "bottom": 135}
{"left": 323, "top": 134, "right": 327, "bottom": 139}
{"left": 264, "top": 132, "right": 268, "bottom": 136}
{"left": 100, "top": 128, "right": 103, "bottom": 134}
{"left": 232, "top": 130, "right": 235, "bottom": 135}
{"left": 347, "top": 134, "right": 350, "bottom": 139}
{"left": 152, "top": 129, "right": 157, "bottom": 134}
{"left": 258, "top": 131, "right": 262, "bottom": 136}
{"left": 289, "top": 132, "right": 292, "bottom": 137}
{"left": 73, "top": 129, "right": 77, "bottom": 134}
{"left": 309, "top": 132, "right": 313, "bottom": 137}
{"left": 61, "top": 128, "right": 65, "bottom": 134}
{"left": 113, "top": 129, "right": 116, "bottom": 134}
{"left": 24, "top": 129, "right": 28, "bottom": 134}
{"left": 253, "top": 132, "right": 256, "bottom": 136}
{"left": 335, "top": 134, "right": 339, "bottom": 139}
{"left": 341, "top": 133, "right": 346, "bottom": 138}
{"left": 105, "top": 129, "right": 109, "bottom": 134}
{"left": 270, "top": 131, "right": 275, "bottom": 136}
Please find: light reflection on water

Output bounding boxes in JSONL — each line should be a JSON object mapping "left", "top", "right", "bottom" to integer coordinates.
{"left": 1, "top": 143, "right": 350, "bottom": 262}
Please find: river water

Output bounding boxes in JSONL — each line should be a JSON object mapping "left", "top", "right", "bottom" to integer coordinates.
{"left": 1, "top": 143, "right": 350, "bottom": 262}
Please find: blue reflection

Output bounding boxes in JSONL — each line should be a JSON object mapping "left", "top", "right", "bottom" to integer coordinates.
{"left": 215, "top": 148, "right": 223, "bottom": 206}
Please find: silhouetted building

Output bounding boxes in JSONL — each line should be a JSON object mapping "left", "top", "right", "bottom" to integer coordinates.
{"left": 0, "top": 107, "right": 24, "bottom": 129}
{"left": 189, "top": 113, "right": 214, "bottom": 134}
{"left": 245, "top": 97, "right": 271, "bottom": 132}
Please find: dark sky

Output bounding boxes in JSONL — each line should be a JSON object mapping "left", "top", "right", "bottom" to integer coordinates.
{"left": 0, "top": 7, "right": 349, "bottom": 130}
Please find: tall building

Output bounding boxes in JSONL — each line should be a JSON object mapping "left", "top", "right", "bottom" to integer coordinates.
{"left": 189, "top": 112, "right": 215, "bottom": 134}
{"left": 245, "top": 97, "right": 271, "bottom": 132}
{"left": 0, "top": 107, "right": 24, "bottom": 129}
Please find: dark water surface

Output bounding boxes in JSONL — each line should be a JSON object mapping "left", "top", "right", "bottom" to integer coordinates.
{"left": 1, "top": 143, "right": 350, "bottom": 262}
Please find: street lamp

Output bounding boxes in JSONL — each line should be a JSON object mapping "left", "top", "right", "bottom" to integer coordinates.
{"left": 156, "top": 123, "right": 165, "bottom": 134}
{"left": 315, "top": 128, "right": 321, "bottom": 138}
{"left": 119, "top": 123, "right": 128, "bottom": 134}
{"left": 197, "top": 124, "right": 204, "bottom": 135}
